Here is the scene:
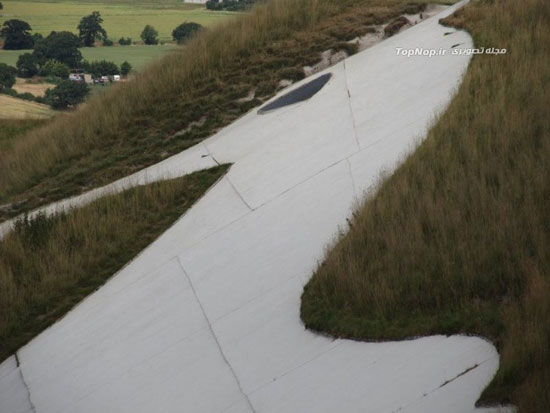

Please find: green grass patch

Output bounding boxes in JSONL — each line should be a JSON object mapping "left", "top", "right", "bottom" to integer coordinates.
{"left": 0, "top": 0, "right": 235, "bottom": 42}
{"left": 301, "top": 0, "right": 550, "bottom": 410}
{"left": 0, "top": 164, "right": 229, "bottom": 363}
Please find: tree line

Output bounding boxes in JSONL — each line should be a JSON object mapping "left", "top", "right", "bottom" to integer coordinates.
{"left": 1, "top": 12, "right": 203, "bottom": 50}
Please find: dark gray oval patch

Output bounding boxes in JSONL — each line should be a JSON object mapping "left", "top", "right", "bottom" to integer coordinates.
{"left": 258, "top": 73, "right": 332, "bottom": 114}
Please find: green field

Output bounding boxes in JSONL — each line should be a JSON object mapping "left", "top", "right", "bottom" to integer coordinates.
{"left": 0, "top": 0, "right": 237, "bottom": 42}
{"left": 0, "top": 44, "right": 180, "bottom": 69}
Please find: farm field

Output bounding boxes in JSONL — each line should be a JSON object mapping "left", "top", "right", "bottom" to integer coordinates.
{"left": 12, "top": 78, "right": 55, "bottom": 96}
{"left": 0, "top": 44, "right": 180, "bottom": 70}
{"left": 0, "top": 0, "right": 237, "bottom": 42}
{"left": 0, "top": 95, "right": 55, "bottom": 119}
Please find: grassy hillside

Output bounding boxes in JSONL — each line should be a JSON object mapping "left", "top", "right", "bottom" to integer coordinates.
{"left": 0, "top": 118, "right": 47, "bottom": 150}
{"left": 0, "top": 0, "right": 430, "bottom": 220}
{"left": 301, "top": 0, "right": 550, "bottom": 410}
{"left": 0, "top": 164, "right": 228, "bottom": 363}
{"left": 0, "top": 95, "right": 55, "bottom": 119}
{"left": 0, "top": 1, "right": 234, "bottom": 42}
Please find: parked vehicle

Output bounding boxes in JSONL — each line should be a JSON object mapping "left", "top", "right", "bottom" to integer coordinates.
{"left": 69, "top": 69, "right": 86, "bottom": 83}
{"left": 69, "top": 73, "right": 85, "bottom": 82}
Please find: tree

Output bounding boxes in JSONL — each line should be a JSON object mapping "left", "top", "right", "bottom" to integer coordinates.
{"left": 87, "top": 60, "right": 119, "bottom": 78}
{"left": 80, "top": 59, "right": 91, "bottom": 73}
{"left": 0, "top": 19, "right": 34, "bottom": 50}
{"left": 0, "top": 2, "right": 3, "bottom": 10}
{"left": 78, "top": 11, "right": 107, "bottom": 47}
{"left": 140, "top": 25, "right": 158, "bottom": 45}
{"left": 31, "top": 33, "right": 43, "bottom": 44}
{"left": 45, "top": 80, "right": 89, "bottom": 109}
{"left": 206, "top": 0, "right": 222, "bottom": 11}
{"left": 120, "top": 61, "right": 132, "bottom": 77}
{"left": 172, "top": 22, "right": 203, "bottom": 44}
{"left": 118, "top": 37, "right": 132, "bottom": 46}
{"left": 0, "top": 63, "right": 16, "bottom": 89}
{"left": 16, "top": 53, "right": 39, "bottom": 78}
{"left": 33, "top": 31, "right": 82, "bottom": 68}
{"left": 39, "top": 59, "right": 70, "bottom": 79}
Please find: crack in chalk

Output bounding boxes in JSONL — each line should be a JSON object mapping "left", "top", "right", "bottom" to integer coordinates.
{"left": 202, "top": 142, "right": 221, "bottom": 166}
{"left": 342, "top": 60, "right": 361, "bottom": 151}
{"left": 250, "top": 150, "right": 357, "bottom": 213}
{"left": 247, "top": 341, "right": 344, "bottom": 397}
{"left": 176, "top": 258, "right": 257, "bottom": 413}
{"left": 225, "top": 177, "right": 254, "bottom": 212}
{"left": 439, "top": 363, "right": 479, "bottom": 389}
{"left": 201, "top": 143, "right": 254, "bottom": 212}
{"left": 346, "top": 157, "right": 358, "bottom": 198}
{"left": 174, "top": 155, "right": 354, "bottom": 257}
{"left": 15, "top": 353, "right": 37, "bottom": 413}
{"left": 391, "top": 356, "right": 495, "bottom": 413}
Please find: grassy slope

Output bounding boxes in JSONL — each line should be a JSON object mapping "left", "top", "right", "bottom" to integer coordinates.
{"left": 0, "top": 0, "right": 430, "bottom": 221}
{"left": 0, "top": 118, "right": 47, "bottom": 150}
{"left": 0, "top": 94, "right": 55, "bottom": 119}
{"left": 0, "top": 164, "right": 228, "bottom": 363}
{"left": 301, "top": 0, "right": 550, "bottom": 410}
{"left": 0, "top": 45, "right": 180, "bottom": 70}
{"left": 0, "top": 1, "right": 234, "bottom": 42}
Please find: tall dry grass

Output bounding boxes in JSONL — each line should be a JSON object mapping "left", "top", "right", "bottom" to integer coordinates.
{"left": 302, "top": 0, "right": 550, "bottom": 410}
{"left": 0, "top": 119, "right": 47, "bottom": 151}
{"left": 0, "top": 164, "right": 228, "bottom": 362}
{"left": 0, "top": 0, "right": 430, "bottom": 220}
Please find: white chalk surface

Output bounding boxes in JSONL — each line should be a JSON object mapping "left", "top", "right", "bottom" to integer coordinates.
{"left": 1, "top": 3, "right": 507, "bottom": 412}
